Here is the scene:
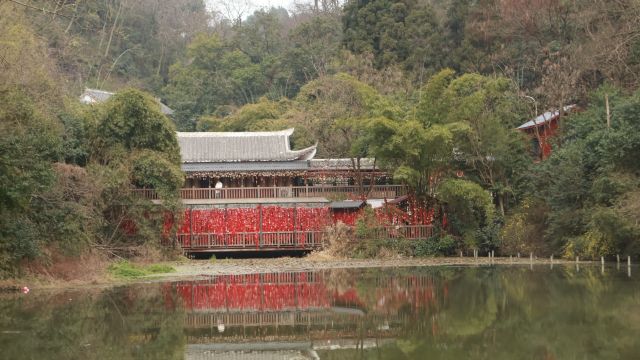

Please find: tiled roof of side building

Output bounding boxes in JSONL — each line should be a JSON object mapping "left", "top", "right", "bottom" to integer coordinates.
{"left": 329, "top": 200, "right": 366, "bottom": 209}
{"left": 79, "top": 88, "right": 174, "bottom": 115}
{"left": 517, "top": 104, "right": 577, "bottom": 130}
{"left": 309, "top": 158, "right": 376, "bottom": 170}
{"left": 177, "top": 129, "right": 317, "bottom": 163}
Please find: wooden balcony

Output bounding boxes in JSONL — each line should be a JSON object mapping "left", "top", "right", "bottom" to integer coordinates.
{"left": 134, "top": 185, "right": 408, "bottom": 201}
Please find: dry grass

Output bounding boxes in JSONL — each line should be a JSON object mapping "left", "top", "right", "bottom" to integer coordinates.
{"left": 18, "top": 248, "right": 110, "bottom": 287}
{"left": 316, "top": 223, "right": 354, "bottom": 258}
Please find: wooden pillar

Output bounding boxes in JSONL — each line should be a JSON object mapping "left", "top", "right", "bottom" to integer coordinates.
{"left": 293, "top": 204, "right": 298, "bottom": 246}
{"left": 189, "top": 206, "right": 193, "bottom": 249}
{"left": 224, "top": 204, "right": 228, "bottom": 247}
{"left": 259, "top": 205, "right": 263, "bottom": 247}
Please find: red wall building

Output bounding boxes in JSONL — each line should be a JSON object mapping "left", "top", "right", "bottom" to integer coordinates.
{"left": 517, "top": 105, "right": 577, "bottom": 160}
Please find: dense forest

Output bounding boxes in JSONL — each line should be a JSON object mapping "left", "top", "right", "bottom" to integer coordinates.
{"left": 1, "top": 0, "right": 640, "bottom": 275}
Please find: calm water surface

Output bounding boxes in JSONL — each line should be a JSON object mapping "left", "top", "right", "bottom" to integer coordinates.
{"left": 1, "top": 265, "right": 639, "bottom": 359}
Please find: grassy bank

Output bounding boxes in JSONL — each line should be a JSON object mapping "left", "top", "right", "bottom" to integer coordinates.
{"left": 107, "top": 261, "right": 176, "bottom": 280}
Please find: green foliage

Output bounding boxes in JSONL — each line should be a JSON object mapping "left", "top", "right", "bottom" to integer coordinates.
{"left": 343, "top": 0, "right": 445, "bottom": 77}
{"left": 501, "top": 198, "right": 549, "bottom": 255}
{"left": 354, "top": 207, "right": 382, "bottom": 239}
{"left": 296, "top": 73, "right": 399, "bottom": 157}
{"left": 530, "top": 88, "right": 640, "bottom": 258}
{"left": 198, "top": 97, "right": 288, "bottom": 131}
{"left": 417, "top": 70, "right": 530, "bottom": 214}
{"left": 131, "top": 150, "right": 184, "bottom": 200}
{"left": 414, "top": 235, "right": 458, "bottom": 257}
{"left": 94, "top": 89, "right": 180, "bottom": 164}
{"left": 59, "top": 109, "right": 92, "bottom": 167}
{"left": 0, "top": 88, "right": 61, "bottom": 212}
{"left": 0, "top": 88, "right": 64, "bottom": 274}
{"left": 87, "top": 89, "right": 183, "bottom": 247}
{"left": 438, "top": 179, "right": 495, "bottom": 248}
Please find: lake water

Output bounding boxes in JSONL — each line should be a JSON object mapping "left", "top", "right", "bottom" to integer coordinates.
{"left": 1, "top": 264, "right": 639, "bottom": 359}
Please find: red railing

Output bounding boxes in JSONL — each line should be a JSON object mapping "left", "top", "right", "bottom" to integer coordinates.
{"left": 134, "top": 185, "right": 408, "bottom": 201}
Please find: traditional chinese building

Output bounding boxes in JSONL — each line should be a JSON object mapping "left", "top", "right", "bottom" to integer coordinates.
{"left": 518, "top": 105, "right": 577, "bottom": 160}
{"left": 134, "top": 128, "right": 431, "bottom": 253}
{"left": 174, "top": 128, "right": 397, "bottom": 201}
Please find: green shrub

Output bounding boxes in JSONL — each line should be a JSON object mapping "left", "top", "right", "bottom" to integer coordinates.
{"left": 414, "top": 235, "right": 458, "bottom": 257}
{"left": 501, "top": 197, "right": 549, "bottom": 255}
{"left": 437, "top": 179, "right": 495, "bottom": 248}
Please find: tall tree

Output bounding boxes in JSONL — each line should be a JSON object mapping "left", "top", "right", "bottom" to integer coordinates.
{"left": 342, "top": 0, "right": 445, "bottom": 80}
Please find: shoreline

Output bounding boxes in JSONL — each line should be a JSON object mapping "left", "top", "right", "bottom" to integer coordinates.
{"left": 3, "top": 256, "right": 595, "bottom": 291}
{"left": 162, "top": 256, "right": 580, "bottom": 279}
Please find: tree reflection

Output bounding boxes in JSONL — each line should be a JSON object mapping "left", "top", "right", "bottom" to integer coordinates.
{"left": 0, "top": 285, "right": 185, "bottom": 360}
{"left": 1, "top": 266, "right": 639, "bottom": 359}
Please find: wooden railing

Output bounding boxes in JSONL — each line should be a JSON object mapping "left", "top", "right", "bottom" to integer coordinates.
{"left": 185, "top": 311, "right": 411, "bottom": 329}
{"left": 134, "top": 185, "right": 408, "bottom": 201}
{"left": 372, "top": 225, "right": 434, "bottom": 240}
{"left": 175, "top": 225, "right": 432, "bottom": 252}
{"left": 177, "top": 231, "right": 326, "bottom": 251}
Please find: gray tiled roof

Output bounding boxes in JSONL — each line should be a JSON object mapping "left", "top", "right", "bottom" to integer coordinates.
{"left": 329, "top": 200, "right": 365, "bottom": 209}
{"left": 79, "top": 88, "right": 174, "bottom": 115}
{"left": 177, "top": 129, "right": 317, "bottom": 163}
{"left": 182, "top": 161, "right": 310, "bottom": 172}
{"left": 310, "top": 158, "right": 376, "bottom": 170}
{"left": 517, "top": 104, "right": 576, "bottom": 130}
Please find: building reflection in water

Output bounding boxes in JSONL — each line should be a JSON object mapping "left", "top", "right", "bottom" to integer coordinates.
{"left": 164, "top": 270, "right": 449, "bottom": 359}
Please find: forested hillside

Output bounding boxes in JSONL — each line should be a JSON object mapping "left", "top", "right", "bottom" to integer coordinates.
{"left": 1, "top": 0, "right": 640, "bottom": 275}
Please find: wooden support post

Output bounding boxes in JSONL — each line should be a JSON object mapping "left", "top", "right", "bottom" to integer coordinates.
{"left": 259, "top": 205, "right": 263, "bottom": 247}
{"left": 530, "top": 252, "right": 533, "bottom": 263}
{"left": 189, "top": 206, "right": 193, "bottom": 249}
{"left": 224, "top": 204, "right": 228, "bottom": 247}
{"left": 628, "top": 256, "right": 631, "bottom": 267}
{"left": 293, "top": 204, "right": 298, "bottom": 246}
{"left": 617, "top": 254, "right": 620, "bottom": 264}
{"left": 601, "top": 256, "right": 605, "bottom": 266}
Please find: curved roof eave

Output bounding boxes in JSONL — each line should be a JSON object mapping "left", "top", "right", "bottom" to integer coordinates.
{"left": 290, "top": 144, "right": 317, "bottom": 161}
